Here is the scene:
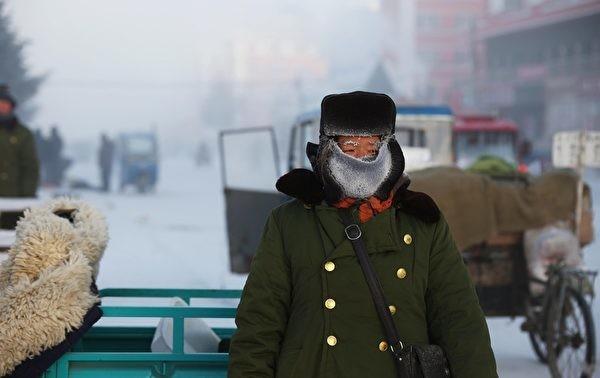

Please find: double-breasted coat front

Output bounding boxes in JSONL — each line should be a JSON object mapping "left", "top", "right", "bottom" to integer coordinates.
{"left": 229, "top": 172, "right": 498, "bottom": 378}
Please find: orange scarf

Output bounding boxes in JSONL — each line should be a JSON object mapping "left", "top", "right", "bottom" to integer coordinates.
{"left": 333, "top": 193, "right": 395, "bottom": 223}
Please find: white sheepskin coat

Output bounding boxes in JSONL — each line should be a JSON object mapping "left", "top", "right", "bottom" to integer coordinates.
{"left": 0, "top": 198, "right": 108, "bottom": 376}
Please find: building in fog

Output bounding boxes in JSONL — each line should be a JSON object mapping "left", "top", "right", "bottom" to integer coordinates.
{"left": 377, "top": 0, "right": 486, "bottom": 109}
{"left": 474, "top": 0, "right": 600, "bottom": 156}
{"left": 233, "top": 37, "right": 328, "bottom": 130}
{"left": 413, "top": 0, "right": 486, "bottom": 110}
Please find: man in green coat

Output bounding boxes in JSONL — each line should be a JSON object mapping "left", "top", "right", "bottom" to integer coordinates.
{"left": 229, "top": 92, "right": 497, "bottom": 377}
{"left": 0, "top": 85, "right": 39, "bottom": 197}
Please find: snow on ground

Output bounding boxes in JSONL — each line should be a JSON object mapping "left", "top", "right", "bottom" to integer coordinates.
{"left": 40, "top": 158, "right": 600, "bottom": 376}
{"left": 63, "top": 157, "right": 246, "bottom": 291}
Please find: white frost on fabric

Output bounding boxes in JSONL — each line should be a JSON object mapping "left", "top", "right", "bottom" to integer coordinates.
{"left": 322, "top": 123, "right": 392, "bottom": 137}
{"left": 327, "top": 141, "right": 392, "bottom": 199}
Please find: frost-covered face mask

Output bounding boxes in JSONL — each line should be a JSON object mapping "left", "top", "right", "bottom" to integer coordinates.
{"left": 326, "top": 140, "right": 392, "bottom": 199}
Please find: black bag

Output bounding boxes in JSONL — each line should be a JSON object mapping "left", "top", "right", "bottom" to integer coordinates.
{"left": 339, "top": 209, "right": 451, "bottom": 378}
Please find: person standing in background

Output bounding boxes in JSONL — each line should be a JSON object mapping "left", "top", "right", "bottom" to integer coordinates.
{"left": 32, "top": 128, "right": 49, "bottom": 184}
{"left": 45, "top": 126, "right": 66, "bottom": 186}
{"left": 98, "top": 133, "right": 115, "bottom": 192}
{"left": 0, "top": 84, "right": 39, "bottom": 198}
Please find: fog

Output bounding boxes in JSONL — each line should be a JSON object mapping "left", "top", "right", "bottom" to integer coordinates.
{"left": 6, "top": 0, "right": 382, "bottom": 153}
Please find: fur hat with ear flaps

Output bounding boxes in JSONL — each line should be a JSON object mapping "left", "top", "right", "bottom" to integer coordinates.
{"left": 0, "top": 198, "right": 107, "bottom": 377}
{"left": 276, "top": 91, "right": 440, "bottom": 223}
{"left": 320, "top": 91, "right": 397, "bottom": 137}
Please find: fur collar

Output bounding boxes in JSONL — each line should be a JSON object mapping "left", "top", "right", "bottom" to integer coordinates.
{"left": 275, "top": 168, "right": 440, "bottom": 223}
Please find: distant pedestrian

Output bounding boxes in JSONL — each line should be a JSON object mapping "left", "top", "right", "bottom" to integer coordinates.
{"left": 0, "top": 84, "right": 39, "bottom": 197}
{"left": 33, "top": 128, "right": 49, "bottom": 184}
{"left": 98, "top": 134, "right": 115, "bottom": 192}
{"left": 46, "top": 126, "right": 67, "bottom": 186}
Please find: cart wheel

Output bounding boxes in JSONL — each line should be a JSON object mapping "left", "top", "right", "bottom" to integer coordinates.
{"left": 546, "top": 287, "right": 596, "bottom": 378}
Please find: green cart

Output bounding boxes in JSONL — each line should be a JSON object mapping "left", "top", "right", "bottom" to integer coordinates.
{"left": 43, "top": 288, "right": 241, "bottom": 378}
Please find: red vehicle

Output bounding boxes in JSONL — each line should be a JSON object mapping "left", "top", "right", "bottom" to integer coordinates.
{"left": 453, "top": 115, "right": 520, "bottom": 170}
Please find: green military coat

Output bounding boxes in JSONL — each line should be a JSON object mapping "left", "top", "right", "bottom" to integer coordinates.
{"left": 0, "top": 118, "right": 39, "bottom": 197}
{"left": 229, "top": 170, "right": 497, "bottom": 378}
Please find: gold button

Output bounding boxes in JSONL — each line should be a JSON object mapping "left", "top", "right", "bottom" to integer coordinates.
{"left": 403, "top": 234, "right": 412, "bottom": 245}
{"left": 379, "top": 341, "right": 388, "bottom": 351}
{"left": 324, "top": 298, "right": 336, "bottom": 310}
{"left": 324, "top": 261, "right": 335, "bottom": 272}
{"left": 9, "top": 136, "right": 18, "bottom": 144}
{"left": 396, "top": 268, "right": 407, "bottom": 279}
{"left": 327, "top": 335, "right": 337, "bottom": 346}
{"left": 389, "top": 305, "right": 397, "bottom": 315}
{"left": 303, "top": 203, "right": 312, "bottom": 209}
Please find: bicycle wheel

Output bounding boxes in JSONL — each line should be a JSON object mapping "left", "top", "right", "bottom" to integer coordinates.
{"left": 546, "top": 287, "right": 596, "bottom": 378}
{"left": 529, "top": 327, "right": 549, "bottom": 364}
{"left": 527, "top": 296, "right": 551, "bottom": 363}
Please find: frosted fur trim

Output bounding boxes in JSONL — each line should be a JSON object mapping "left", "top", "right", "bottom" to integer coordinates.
{"left": 0, "top": 249, "right": 98, "bottom": 376}
{"left": 327, "top": 140, "right": 392, "bottom": 199}
{"left": 321, "top": 124, "right": 393, "bottom": 137}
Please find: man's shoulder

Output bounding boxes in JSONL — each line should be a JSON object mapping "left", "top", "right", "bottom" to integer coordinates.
{"left": 395, "top": 188, "right": 441, "bottom": 224}
{"left": 13, "top": 120, "right": 34, "bottom": 136}
{"left": 270, "top": 198, "right": 306, "bottom": 220}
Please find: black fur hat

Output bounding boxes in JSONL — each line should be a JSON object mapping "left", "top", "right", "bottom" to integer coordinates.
{"left": 0, "top": 84, "right": 17, "bottom": 107}
{"left": 320, "top": 91, "right": 396, "bottom": 137}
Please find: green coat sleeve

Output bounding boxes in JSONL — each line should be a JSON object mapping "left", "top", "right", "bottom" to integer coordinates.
{"left": 425, "top": 213, "right": 498, "bottom": 377}
{"left": 228, "top": 212, "right": 292, "bottom": 378}
{"left": 18, "top": 129, "right": 39, "bottom": 197}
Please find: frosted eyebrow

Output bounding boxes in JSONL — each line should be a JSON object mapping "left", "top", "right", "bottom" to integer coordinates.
{"left": 341, "top": 140, "right": 359, "bottom": 147}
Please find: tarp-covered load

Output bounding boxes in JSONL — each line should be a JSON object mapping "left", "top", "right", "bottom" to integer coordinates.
{"left": 408, "top": 166, "right": 593, "bottom": 251}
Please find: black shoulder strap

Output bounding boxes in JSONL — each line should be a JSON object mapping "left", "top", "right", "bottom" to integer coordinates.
{"left": 338, "top": 209, "right": 406, "bottom": 370}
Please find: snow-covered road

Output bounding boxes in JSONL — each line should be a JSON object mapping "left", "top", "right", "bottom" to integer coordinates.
{"left": 53, "top": 158, "right": 600, "bottom": 377}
